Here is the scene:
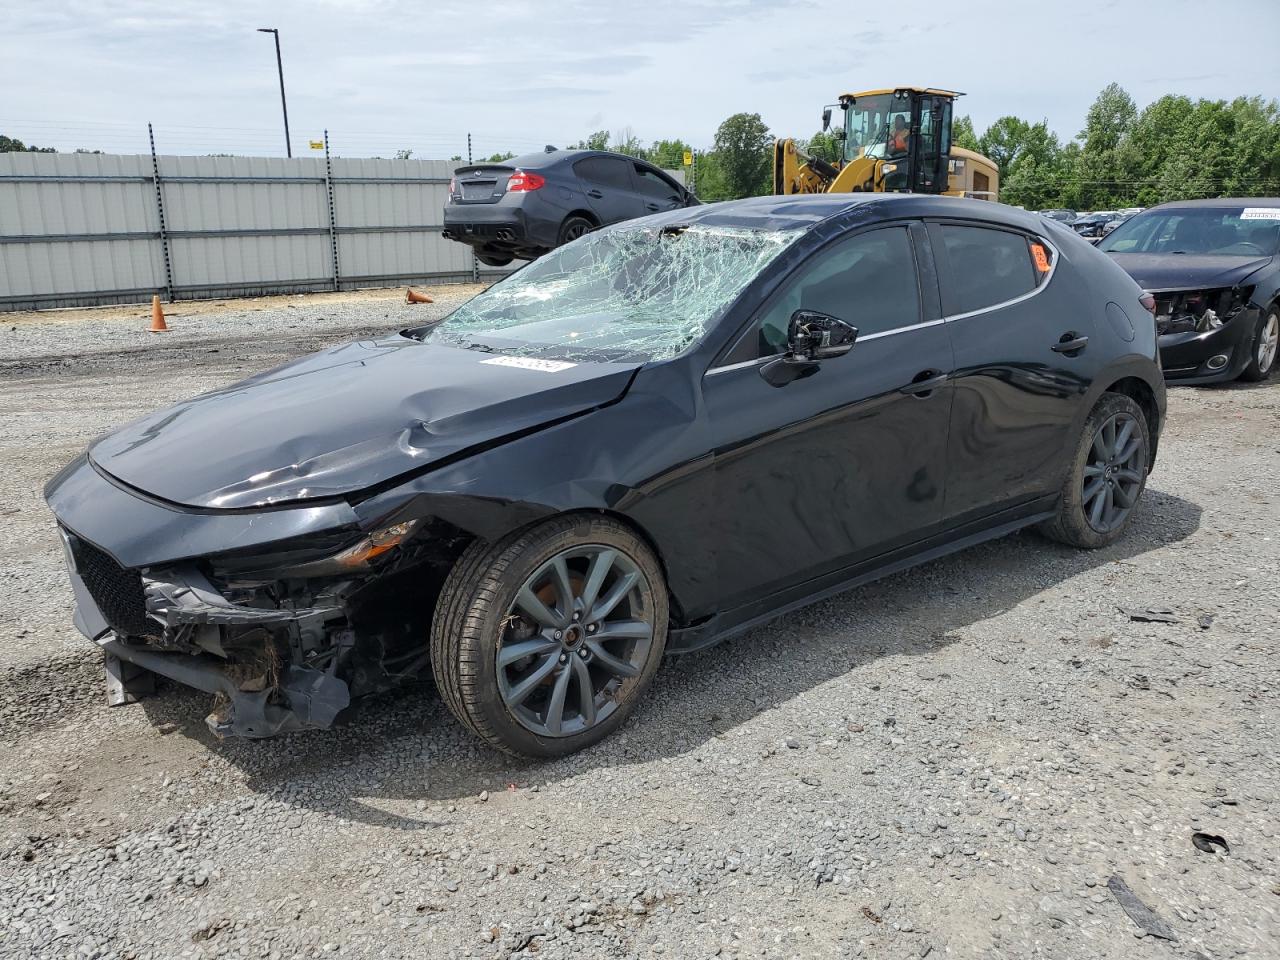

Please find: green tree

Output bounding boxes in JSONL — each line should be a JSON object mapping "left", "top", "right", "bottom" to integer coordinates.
{"left": 711, "top": 112, "right": 773, "bottom": 199}
{"left": 484, "top": 151, "right": 516, "bottom": 162}
{"left": 801, "top": 130, "right": 841, "bottom": 165}
{"left": 1, "top": 134, "right": 56, "bottom": 153}
{"left": 609, "top": 127, "right": 646, "bottom": 159}
{"left": 648, "top": 138, "right": 693, "bottom": 171}
{"left": 1080, "top": 82, "right": 1137, "bottom": 154}
{"left": 951, "top": 115, "right": 980, "bottom": 152}
{"left": 574, "top": 130, "right": 610, "bottom": 151}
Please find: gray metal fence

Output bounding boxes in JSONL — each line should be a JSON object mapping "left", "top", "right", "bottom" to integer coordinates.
{"left": 0, "top": 147, "right": 505, "bottom": 311}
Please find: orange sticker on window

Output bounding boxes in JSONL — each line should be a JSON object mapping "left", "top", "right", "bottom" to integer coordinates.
{"left": 1030, "top": 242, "right": 1052, "bottom": 273}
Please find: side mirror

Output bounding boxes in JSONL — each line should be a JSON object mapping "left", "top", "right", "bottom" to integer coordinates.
{"left": 759, "top": 310, "right": 858, "bottom": 387}
{"left": 788, "top": 309, "right": 858, "bottom": 360}
{"left": 822, "top": 107, "right": 832, "bottom": 131}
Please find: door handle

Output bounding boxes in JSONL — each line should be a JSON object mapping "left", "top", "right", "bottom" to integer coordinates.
{"left": 900, "top": 369, "right": 948, "bottom": 397}
{"left": 1051, "top": 333, "right": 1089, "bottom": 354}
{"left": 586, "top": 189, "right": 604, "bottom": 199}
{"left": 645, "top": 202, "right": 661, "bottom": 211}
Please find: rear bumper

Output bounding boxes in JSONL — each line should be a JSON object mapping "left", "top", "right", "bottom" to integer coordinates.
{"left": 442, "top": 201, "right": 558, "bottom": 254}
{"left": 1158, "top": 307, "right": 1260, "bottom": 384}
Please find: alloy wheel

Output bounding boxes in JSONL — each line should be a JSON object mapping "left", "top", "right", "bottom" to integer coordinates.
{"left": 1260, "top": 312, "right": 1279, "bottom": 374}
{"left": 496, "top": 546, "right": 654, "bottom": 737}
{"left": 1082, "top": 411, "right": 1147, "bottom": 533}
{"left": 564, "top": 222, "right": 591, "bottom": 241}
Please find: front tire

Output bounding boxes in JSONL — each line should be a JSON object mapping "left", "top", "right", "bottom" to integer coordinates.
{"left": 1239, "top": 308, "right": 1278, "bottom": 382}
{"left": 431, "top": 515, "right": 668, "bottom": 758}
{"left": 1039, "top": 392, "right": 1151, "bottom": 549}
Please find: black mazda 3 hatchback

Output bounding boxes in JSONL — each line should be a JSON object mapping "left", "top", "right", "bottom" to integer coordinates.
{"left": 47, "top": 194, "right": 1165, "bottom": 757}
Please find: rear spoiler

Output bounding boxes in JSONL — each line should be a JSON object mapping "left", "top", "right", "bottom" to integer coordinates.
{"left": 452, "top": 164, "right": 516, "bottom": 176}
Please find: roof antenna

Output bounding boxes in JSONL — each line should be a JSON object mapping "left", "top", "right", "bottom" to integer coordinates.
{"left": 544, "top": 144, "right": 556, "bottom": 153}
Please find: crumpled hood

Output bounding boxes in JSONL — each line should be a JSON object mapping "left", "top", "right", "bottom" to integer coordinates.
{"left": 1107, "top": 252, "right": 1273, "bottom": 292}
{"left": 90, "top": 335, "right": 638, "bottom": 509}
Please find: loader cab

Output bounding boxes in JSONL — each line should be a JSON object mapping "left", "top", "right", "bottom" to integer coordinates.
{"left": 831, "top": 87, "right": 956, "bottom": 195}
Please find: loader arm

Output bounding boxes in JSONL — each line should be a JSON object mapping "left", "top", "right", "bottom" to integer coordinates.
{"left": 773, "top": 139, "right": 839, "bottom": 195}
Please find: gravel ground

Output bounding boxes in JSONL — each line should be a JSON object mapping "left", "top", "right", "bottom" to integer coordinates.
{"left": 0, "top": 291, "right": 1277, "bottom": 960}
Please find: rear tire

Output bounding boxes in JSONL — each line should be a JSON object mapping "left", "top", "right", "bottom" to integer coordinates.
{"left": 1039, "top": 392, "right": 1151, "bottom": 549}
{"left": 430, "top": 515, "right": 668, "bottom": 758}
{"left": 475, "top": 251, "right": 513, "bottom": 267}
{"left": 1239, "top": 308, "right": 1278, "bottom": 382}
{"left": 557, "top": 216, "right": 595, "bottom": 246}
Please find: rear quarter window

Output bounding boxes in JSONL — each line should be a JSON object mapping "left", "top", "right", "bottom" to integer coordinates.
{"left": 940, "top": 224, "right": 1039, "bottom": 315}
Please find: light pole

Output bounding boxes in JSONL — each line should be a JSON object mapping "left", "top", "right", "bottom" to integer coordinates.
{"left": 257, "top": 28, "right": 291, "bottom": 157}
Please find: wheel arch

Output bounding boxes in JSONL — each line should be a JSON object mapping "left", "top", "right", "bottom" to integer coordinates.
{"left": 1099, "top": 374, "right": 1161, "bottom": 467}
{"left": 549, "top": 507, "right": 688, "bottom": 627}
{"left": 562, "top": 209, "right": 599, "bottom": 229}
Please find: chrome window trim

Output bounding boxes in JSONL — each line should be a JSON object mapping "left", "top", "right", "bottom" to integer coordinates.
{"left": 940, "top": 232, "right": 1059, "bottom": 323}
{"left": 704, "top": 229, "right": 1059, "bottom": 376}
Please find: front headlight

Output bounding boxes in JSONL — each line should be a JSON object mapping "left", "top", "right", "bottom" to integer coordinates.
{"left": 279, "top": 520, "right": 420, "bottom": 578}
{"left": 212, "top": 519, "right": 421, "bottom": 582}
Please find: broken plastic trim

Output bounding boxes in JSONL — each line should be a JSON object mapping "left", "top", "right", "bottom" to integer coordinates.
{"left": 99, "top": 637, "right": 350, "bottom": 738}
{"left": 431, "top": 223, "right": 805, "bottom": 362}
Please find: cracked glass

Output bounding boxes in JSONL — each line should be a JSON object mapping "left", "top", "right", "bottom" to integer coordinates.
{"left": 429, "top": 224, "right": 805, "bottom": 363}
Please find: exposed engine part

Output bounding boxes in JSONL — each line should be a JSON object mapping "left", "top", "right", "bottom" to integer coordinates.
{"left": 1154, "top": 288, "right": 1247, "bottom": 336}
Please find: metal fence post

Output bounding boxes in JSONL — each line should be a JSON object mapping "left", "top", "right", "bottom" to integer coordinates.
{"left": 147, "top": 123, "right": 175, "bottom": 302}
{"left": 467, "top": 132, "right": 478, "bottom": 283}
{"left": 323, "top": 130, "right": 341, "bottom": 292}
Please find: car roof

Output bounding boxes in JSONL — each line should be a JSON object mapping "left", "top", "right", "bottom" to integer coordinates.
{"left": 1145, "top": 196, "right": 1280, "bottom": 211}
{"left": 508, "top": 148, "right": 663, "bottom": 170}
{"left": 636, "top": 193, "right": 1052, "bottom": 233}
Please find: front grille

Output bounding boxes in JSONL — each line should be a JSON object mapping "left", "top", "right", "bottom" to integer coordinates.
{"left": 71, "top": 536, "right": 154, "bottom": 637}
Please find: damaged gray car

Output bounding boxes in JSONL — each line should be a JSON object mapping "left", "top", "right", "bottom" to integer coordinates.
{"left": 46, "top": 194, "right": 1164, "bottom": 757}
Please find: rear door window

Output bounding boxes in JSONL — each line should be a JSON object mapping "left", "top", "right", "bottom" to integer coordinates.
{"left": 573, "top": 156, "right": 633, "bottom": 191}
{"left": 938, "top": 225, "right": 1038, "bottom": 315}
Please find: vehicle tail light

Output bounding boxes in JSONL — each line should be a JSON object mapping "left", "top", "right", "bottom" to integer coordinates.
{"left": 448, "top": 176, "right": 456, "bottom": 195}
{"left": 506, "top": 170, "right": 545, "bottom": 192}
{"left": 1138, "top": 291, "right": 1156, "bottom": 315}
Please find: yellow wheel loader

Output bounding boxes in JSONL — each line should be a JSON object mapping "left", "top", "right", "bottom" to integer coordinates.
{"left": 774, "top": 87, "right": 999, "bottom": 201}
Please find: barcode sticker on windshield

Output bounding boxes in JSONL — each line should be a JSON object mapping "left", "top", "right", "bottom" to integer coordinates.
{"left": 480, "top": 356, "right": 577, "bottom": 373}
{"left": 1241, "top": 208, "right": 1280, "bottom": 220}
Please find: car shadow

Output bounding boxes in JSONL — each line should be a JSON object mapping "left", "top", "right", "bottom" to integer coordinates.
{"left": 141, "top": 486, "right": 1203, "bottom": 830}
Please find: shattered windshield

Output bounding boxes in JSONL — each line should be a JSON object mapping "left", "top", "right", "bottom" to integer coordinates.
{"left": 428, "top": 224, "right": 804, "bottom": 363}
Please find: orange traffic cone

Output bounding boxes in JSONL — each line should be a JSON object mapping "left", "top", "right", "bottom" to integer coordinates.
{"left": 406, "top": 287, "right": 433, "bottom": 304}
{"left": 148, "top": 295, "right": 169, "bottom": 333}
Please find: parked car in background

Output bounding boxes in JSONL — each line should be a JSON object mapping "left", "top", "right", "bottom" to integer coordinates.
{"left": 1101, "top": 212, "right": 1137, "bottom": 237}
{"left": 1072, "top": 213, "right": 1115, "bottom": 240}
{"left": 1099, "top": 198, "right": 1280, "bottom": 383}
{"left": 46, "top": 194, "right": 1164, "bottom": 757}
{"left": 443, "top": 148, "right": 699, "bottom": 266}
{"left": 1040, "top": 209, "right": 1077, "bottom": 223}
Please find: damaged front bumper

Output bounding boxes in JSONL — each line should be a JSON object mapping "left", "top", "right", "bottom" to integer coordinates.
{"left": 1153, "top": 289, "right": 1260, "bottom": 384}
{"left": 62, "top": 534, "right": 352, "bottom": 737}
{"left": 45, "top": 456, "right": 462, "bottom": 739}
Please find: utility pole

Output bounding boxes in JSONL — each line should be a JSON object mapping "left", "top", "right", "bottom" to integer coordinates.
{"left": 257, "top": 28, "right": 292, "bottom": 157}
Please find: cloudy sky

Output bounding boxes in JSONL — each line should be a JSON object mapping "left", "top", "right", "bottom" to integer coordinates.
{"left": 3, "top": 0, "right": 1278, "bottom": 160}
